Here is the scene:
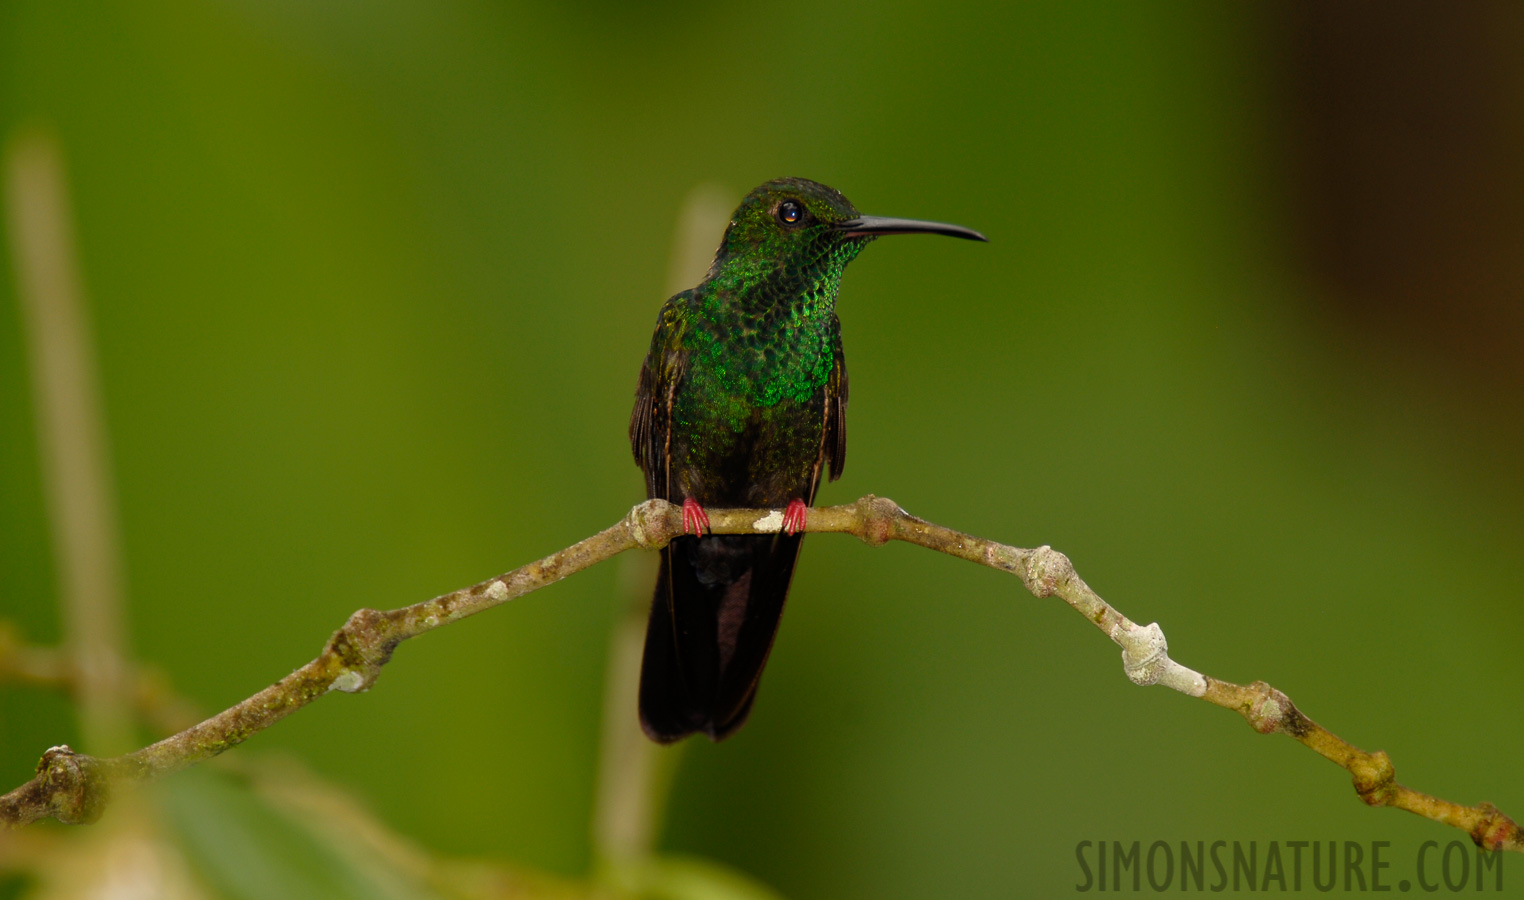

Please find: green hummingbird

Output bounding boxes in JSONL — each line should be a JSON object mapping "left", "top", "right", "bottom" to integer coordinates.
{"left": 630, "top": 177, "right": 986, "bottom": 742}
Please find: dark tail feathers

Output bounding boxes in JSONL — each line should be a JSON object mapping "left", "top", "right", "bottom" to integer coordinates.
{"left": 638, "top": 532, "right": 803, "bottom": 742}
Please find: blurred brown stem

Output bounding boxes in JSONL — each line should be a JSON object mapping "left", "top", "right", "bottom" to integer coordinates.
{"left": 5, "top": 129, "right": 135, "bottom": 756}
{"left": 589, "top": 183, "right": 729, "bottom": 873}
{"left": 0, "top": 496, "right": 1517, "bottom": 854}
{"left": 590, "top": 558, "right": 683, "bottom": 871}
{"left": 0, "top": 623, "right": 201, "bottom": 737}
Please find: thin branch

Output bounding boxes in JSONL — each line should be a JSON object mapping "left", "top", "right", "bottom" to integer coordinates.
{"left": 1, "top": 497, "right": 1517, "bottom": 854}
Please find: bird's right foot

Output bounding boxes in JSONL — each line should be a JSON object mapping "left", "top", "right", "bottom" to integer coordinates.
{"left": 681, "top": 498, "right": 711, "bottom": 535}
{"left": 781, "top": 499, "right": 809, "bottom": 535}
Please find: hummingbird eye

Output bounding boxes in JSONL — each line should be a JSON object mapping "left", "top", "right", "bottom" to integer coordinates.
{"left": 777, "top": 200, "right": 804, "bottom": 226}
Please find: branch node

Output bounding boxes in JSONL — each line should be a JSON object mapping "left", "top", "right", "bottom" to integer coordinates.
{"left": 848, "top": 495, "right": 901, "bottom": 546}
{"left": 37, "top": 745, "right": 107, "bottom": 825}
{"left": 325, "top": 608, "right": 396, "bottom": 693}
{"left": 1021, "top": 545, "right": 1073, "bottom": 598}
{"left": 627, "top": 499, "right": 676, "bottom": 549}
{"left": 1351, "top": 750, "right": 1398, "bottom": 807}
{"left": 1472, "top": 803, "right": 1523, "bottom": 851}
{"left": 1243, "top": 681, "right": 1303, "bottom": 736}
{"left": 1120, "top": 623, "right": 1169, "bottom": 686}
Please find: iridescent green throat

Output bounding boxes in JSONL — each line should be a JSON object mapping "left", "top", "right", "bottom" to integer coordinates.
{"left": 683, "top": 232, "right": 866, "bottom": 424}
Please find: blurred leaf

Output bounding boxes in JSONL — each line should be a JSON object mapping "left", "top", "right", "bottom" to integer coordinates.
{"left": 611, "top": 855, "right": 785, "bottom": 900}
{"left": 158, "top": 766, "right": 433, "bottom": 900}
{"left": 19, "top": 797, "right": 211, "bottom": 900}
{"left": 0, "top": 875, "right": 29, "bottom": 900}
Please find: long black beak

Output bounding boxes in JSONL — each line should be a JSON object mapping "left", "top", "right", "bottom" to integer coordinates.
{"left": 834, "top": 215, "right": 987, "bottom": 242}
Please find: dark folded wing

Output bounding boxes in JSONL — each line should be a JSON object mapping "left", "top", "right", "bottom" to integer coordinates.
{"left": 629, "top": 293, "right": 690, "bottom": 499}
{"left": 824, "top": 339, "right": 847, "bottom": 483}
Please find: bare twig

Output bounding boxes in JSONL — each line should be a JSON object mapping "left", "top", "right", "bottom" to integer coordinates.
{"left": 1, "top": 496, "right": 1517, "bottom": 853}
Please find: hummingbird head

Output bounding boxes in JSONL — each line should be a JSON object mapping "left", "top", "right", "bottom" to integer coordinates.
{"left": 706, "top": 177, "right": 986, "bottom": 283}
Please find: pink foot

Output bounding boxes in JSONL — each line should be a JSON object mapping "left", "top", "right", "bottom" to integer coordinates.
{"left": 782, "top": 499, "right": 809, "bottom": 536}
{"left": 681, "top": 498, "right": 711, "bottom": 535}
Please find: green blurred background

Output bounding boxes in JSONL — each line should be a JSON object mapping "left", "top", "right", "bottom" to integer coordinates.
{"left": 2, "top": 1, "right": 1521, "bottom": 897}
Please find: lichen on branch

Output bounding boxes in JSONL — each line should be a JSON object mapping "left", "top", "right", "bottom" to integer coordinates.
{"left": 1, "top": 496, "right": 1518, "bottom": 854}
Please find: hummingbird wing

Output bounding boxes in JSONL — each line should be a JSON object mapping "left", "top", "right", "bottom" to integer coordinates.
{"left": 629, "top": 293, "right": 690, "bottom": 499}
{"left": 823, "top": 329, "right": 848, "bottom": 483}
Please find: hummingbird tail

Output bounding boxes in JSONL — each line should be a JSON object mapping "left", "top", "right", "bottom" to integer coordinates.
{"left": 638, "top": 533, "right": 803, "bottom": 743}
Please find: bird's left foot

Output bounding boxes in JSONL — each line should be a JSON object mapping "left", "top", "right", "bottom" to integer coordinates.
{"left": 681, "top": 498, "right": 711, "bottom": 535}
{"left": 782, "top": 499, "right": 809, "bottom": 536}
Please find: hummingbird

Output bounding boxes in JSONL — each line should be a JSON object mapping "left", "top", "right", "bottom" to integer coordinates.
{"left": 630, "top": 177, "right": 985, "bottom": 742}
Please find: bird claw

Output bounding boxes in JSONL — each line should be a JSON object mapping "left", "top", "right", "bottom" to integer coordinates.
{"left": 681, "top": 498, "right": 711, "bottom": 535}
{"left": 782, "top": 499, "right": 809, "bottom": 536}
